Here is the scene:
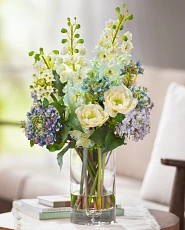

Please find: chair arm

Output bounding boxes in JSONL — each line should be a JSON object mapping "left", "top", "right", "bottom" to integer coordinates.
{"left": 161, "top": 158, "right": 185, "bottom": 169}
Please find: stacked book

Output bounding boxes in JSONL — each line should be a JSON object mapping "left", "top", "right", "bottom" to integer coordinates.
{"left": 13, "top": 195, "right": 124, "bottom": 220}
{"left": 13, "top": 195, "right": 71, "bottom": 220}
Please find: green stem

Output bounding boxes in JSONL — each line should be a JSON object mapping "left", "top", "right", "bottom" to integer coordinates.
{"left": 101, "top": 152, "right": 106, "bottom": 194}
{"left": 79, "top": 149, "right": 88, "bottom": 195}
{"left": 97, "top": 147, "right": 102, "bottom": 210}
{"left": 112, "top": 16, "right": 124, "bottom": 44}
{"left": 41, "top": 55, "right": 50, "bottom": 69}
{"left": 70, "top": 24, "right": 76, "bottom": 71}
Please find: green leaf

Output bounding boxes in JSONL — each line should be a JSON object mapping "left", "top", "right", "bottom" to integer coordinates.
{"left": 77, "top": 39, "right": 84, "bottom": 44}
{"left": 61, "top": 28, "right": 67, "bottom": 33}
{"left": 126, "top": 14, "right": 133, "bottom": 20}
{"left": 122, "top": 4, "right": 126, "bottom": 8}
{"left": 75, "top": 24, "right": 81, "bottom": 29}
{"left": 61, "top": 39, "right": 68, "bottom": 44}
{"left": 39, "top": 47, "right": 43, "bottom": 53}
{"left": 34, "top": 53, "right": 40, "bottom": 61}
{"left": 53, "top": 50, "right": 59, "bottom": 54}
{"left": 67, "top": 17, "right": 70, "bottom": 21}
{"left": 28, "top": 51, "right": 34, "bottom": 56}
{"left": 89, "top": 125, "right": 109, "bottom": 146}
{"left": 75, "top": 34, "right": 80, "bottom": 38}
{"left": 60, "top": 124, "right": 71, "bottom": 142}
{"left": 30, "top": 140, "right": 34, "bottom": 147}
{"left": 67, "top": 112, "right": 83, "bottom": 132}
{"left": 122, "top": 35, "right": 128, "bottom": 41}
{"left": 103, "top": 132, "right": 125, "bottom": 153}
{"left": 47, "top": 143, "right": 65, "bottom": 152}
{"left": 57, "top": 142, "right": 76, "bottom": 170}
{"left": 115, "top": 7, "right": 120, "bottom": 13}
{"left": 52, "top": 71, "right": 65, "bottom": 97}
{"left": 43, "top": 98, "right": 49, "bottom": 108}
{"left": 115, "top": 113, "right": 125, "bottom": 123}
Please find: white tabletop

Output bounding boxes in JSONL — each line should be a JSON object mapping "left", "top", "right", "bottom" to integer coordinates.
{"left": 0, "top": 212, "right": 14, "bottom": 229}
{"left": 0, "top": 207, "right": 163, "bottom": 230}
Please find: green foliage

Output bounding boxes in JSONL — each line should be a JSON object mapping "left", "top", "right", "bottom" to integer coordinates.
{"left": 126, "top": 14, "right": 133, "bottom": 20}
{"left": 60, "top": 124, "right": 71, "bottom": 142}
{"left": 39, "top": 47, "right": 44, "bottom": 53}
{"left": 57, "top": 142, "right": 76, "bottom": 170}
{"left": 43, "top": 98, "right": 49, "bottom": 108}
{"left": 61, "top": 28, "right": 68, "bottom": 33}
{"left": 53, "top": 50, "right": 59, "bottom": 54}
{"left": 34, "top": 53, "right": 40, "bottom": 61}
{"left": 120, "top": 25, "right": 124, "bottom": 30}
{"left": 75, "top": 24, "right": 81, "bottom": 29}
{"left": 116, "top": 7, "right": 120, "bottom": 13}
{"left": 115, "top": 113, "right": 125, "bottom": 123}
{"left": 30, "top": 140, "right": 34, "bottom": 147}
{"left": 77, "top": 39, "right": 84, "bottom": 44}
{"left": 103, "top": 132, "right": 125, "bottom": 153}
{"left": 53, "top": 71, "right": 65, "bottom": 97}
{"left": 67, "top": 112, "right": 83, "bottom": 132}
{"left": 89, "top": 125, "right": 109, "bottom": 146}
{"left": 74, "top": 49, "right": 79, "bottom": 53}
{"left": 122, "top": 35, "right": 128, "bottom": 41}
{"left": 50, "top": 93, "right": 65, "bottom": 119}
{"left": 112, "top": 25, "right": 117, "bottom": 30}
{"left": 75, "top": 34, "right": 80, "bottom": 38}
{"left": 28, "top": 51, "right": 34, "bottom": 56}
{"left": 47, "top": 143, "right": 65, "bottom": 152}
{"left": 122, "top": 4, "right": 126, "bottom": 8}
{"left": 61, "top": 39, "right": 68, "bottom": 44}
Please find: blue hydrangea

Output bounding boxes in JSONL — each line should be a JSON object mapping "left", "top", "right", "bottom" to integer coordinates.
{"left": 129, "top": 85, "right": 154, "bottom": 109}
{"left": 24, "top": 103, "right": 62, "bottom": 146}
{"left": 115, "top": 107, "right": 152, "bottom": 142}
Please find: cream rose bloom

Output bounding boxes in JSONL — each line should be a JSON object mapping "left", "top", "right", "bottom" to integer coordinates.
{"left": 104, "top": 85, "right": 137, "bottom": 117}
{"left": 75, "top": 104, "right": 109, "bottom": 129}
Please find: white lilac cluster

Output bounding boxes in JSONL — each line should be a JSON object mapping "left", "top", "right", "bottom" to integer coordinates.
{"left": 30, "top": 68, "right": 55, "bottom": 100}
{"left": 115, "top": 107, "right": 151, "bottom": 142}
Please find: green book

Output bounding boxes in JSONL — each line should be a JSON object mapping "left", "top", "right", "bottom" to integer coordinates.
{"left": 13, "top": 201, "right": 70, "bottom": 220}
{"left": 13, "top": 200, "right": 124, "bottom": 220}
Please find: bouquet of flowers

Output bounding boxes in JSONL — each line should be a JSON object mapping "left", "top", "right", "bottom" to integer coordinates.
{"left": 21, "top": 4, "right": 153, "bottom": 224}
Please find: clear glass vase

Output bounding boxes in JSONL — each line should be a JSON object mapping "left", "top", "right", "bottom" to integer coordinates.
{"left": 70, "top": 147, "right": 116, "bottom": 225}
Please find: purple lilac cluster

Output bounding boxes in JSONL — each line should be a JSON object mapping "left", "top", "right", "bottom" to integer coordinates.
{"left": 24, "top": 103, "right": 62, "bottom": 146}
{"left": 115, "top": 107, "right": 151, "bottom": 142}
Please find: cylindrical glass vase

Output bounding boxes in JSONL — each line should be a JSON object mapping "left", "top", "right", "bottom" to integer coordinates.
{"left": 70, "top": 147, "right": 116, "bottom": 225}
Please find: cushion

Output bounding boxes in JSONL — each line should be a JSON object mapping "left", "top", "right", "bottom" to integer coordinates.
{"left": 140, "top": 82, "right": 185, "bottom": 205}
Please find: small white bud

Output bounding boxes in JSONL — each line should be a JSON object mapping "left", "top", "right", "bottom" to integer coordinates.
{"left": 60, "top": 46, "right": 68, "bottom": 55}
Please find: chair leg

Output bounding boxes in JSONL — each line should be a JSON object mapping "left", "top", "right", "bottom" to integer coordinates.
{"left": 169, "top": 168, "right": 185, "bottom": 230}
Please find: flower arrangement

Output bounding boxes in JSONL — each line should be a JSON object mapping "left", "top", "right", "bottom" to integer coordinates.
{"left": 21, "top": 5, "right": 153, "bottom": 223}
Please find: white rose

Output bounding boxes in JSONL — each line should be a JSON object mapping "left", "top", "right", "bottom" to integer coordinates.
{"left": 104, "top": 85, "right": 137, "bottom": 117}
{"left": 75, "top": 104, "right": 109, "bottom": 129}
{"left": 121, "top": 40, "right": 133, "bottom": 53}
